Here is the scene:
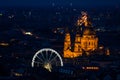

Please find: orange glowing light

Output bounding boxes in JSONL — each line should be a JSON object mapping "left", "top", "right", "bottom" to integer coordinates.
{"left": 106, "top": 48, "right": 110, "bottom": 56}
{"left": 82, "top": 66, "right": 99, "bottom": 70}
{"left": 64, "top": 11, "right": 98, "bottom": 58}
{"left": 76, "top": 11, "right": 91, "bottom": 27}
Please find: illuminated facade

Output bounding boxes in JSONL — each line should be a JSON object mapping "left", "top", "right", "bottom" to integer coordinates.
{"left": 64, "top": 11, "right": 98, "bottom": 58}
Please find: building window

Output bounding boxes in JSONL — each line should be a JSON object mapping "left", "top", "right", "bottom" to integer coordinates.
{"left": 89, "top": 42, "right": 90, "bottom": 46}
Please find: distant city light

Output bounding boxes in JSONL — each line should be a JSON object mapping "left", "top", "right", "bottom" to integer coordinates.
{"left": 8, "top": 15, "right": 14, "bottom": 19}
{"left": 24, "top": 32, "right": 33, "bottom": 36}
{"left": 21, "top": 29, "right": 33, "bottom": 36}
{"left": 0, "top": 13, "right": 3, "bottom": 16}
{"left": 0, "top": 55, "right": 2, "bottom": 58}
{"left": 52, "top": 3, "right": 55, "bottom": 7}
{"left": 10, "top": 39, "right": 16, "bottom": 42}
{"left": 0, "top": 42, "right": 9, "bottom": 46}
{"left": 13, "top": 72, "right": 23, "bottom": 77}
{"left": 73, "top": 9, "right": 77, "bottom": 11}
{"left": 70, "top": 3, "right": 73, "bottom": 6}
{"left": 82, "top": 66, "right": 99, "bottom": 70}
{"left": 99, "top": 46, "right": 104, "bottom": 49}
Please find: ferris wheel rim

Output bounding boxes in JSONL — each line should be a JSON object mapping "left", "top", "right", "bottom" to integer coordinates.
{"left": 31, "top": 48, "right": 63, "bottom": 68}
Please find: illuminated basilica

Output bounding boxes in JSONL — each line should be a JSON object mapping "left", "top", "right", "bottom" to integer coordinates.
{"left": 64, "top": 12, "right": 99, "bottom": 58}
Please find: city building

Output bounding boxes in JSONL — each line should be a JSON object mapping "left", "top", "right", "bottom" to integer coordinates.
{"left": 63, "top": 11, "right": 99, "bottom": 58}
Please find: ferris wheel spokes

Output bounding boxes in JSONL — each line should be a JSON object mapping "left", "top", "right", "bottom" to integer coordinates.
{"left": 48, "top": 52, "right": 53, "bottom": 61}
{"left": 31, "top": 48, "right": 63, "bottom": 72}
{"left": 49, "top": 55, "right": 58, "bottom": 63}
{"left": 36, "top": 55, "right": 44, "bottom": 62}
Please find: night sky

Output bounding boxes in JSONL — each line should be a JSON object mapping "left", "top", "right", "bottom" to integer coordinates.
{"left": 0, "top": 0, "right": 120, "bottom": 7}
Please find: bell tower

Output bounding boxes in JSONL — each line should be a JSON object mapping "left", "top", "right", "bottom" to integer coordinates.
{"left": 64, "top": 33, "right": 71, "bottom": 51}
{"left": 74, "top": 33, "right": 82, "bottom": 56}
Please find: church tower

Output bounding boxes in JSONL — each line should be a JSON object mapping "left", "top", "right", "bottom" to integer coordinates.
{"left": 63, "top": 32, "right": 73, "bottom": 58}
{"left": 64, "top": 32, "right": 71, "bottom": 51}
{"left": 74, "top": 33, "right": 82, "bottom": 56}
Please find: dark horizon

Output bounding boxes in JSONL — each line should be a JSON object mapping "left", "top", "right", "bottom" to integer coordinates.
{"left": 0, "top": 0, "right": 119, "bottom": 8}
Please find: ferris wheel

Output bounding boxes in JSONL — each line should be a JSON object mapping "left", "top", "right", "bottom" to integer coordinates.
{"left": 31, "top": 48, "right": 63, "bottom": 72}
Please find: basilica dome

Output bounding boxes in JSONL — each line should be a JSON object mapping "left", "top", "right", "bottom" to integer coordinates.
{"left": 83, "top": 27, "right": 96, "bottom": 35}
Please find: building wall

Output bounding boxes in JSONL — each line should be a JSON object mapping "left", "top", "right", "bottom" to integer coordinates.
{"left": 63, "top": 31, "right": 98, "bottom": 58}
{"left": 81, "top": 35, "right": 98, "bottom": 52}
{"left": 74, "top": 34, "right": 81, "bottom": 52}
